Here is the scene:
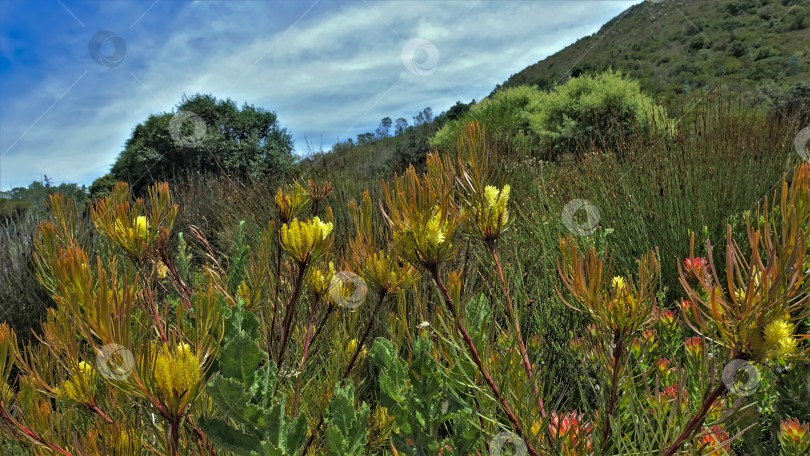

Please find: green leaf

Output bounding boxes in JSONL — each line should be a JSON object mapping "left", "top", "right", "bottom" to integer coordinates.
{"left": 282, "top": 414, "right": 308, "bottom": 455}
{"left": 198, "top": 416, "right": 262, "bottom": 456}
{"left": 207, "top": 374, "right": 275, "bottom": 435}
{"left": 325, "top": 381, "right": 369, "bottom": 456}
{"left": 219, "top": 331, "right": 267, "bottom": 385}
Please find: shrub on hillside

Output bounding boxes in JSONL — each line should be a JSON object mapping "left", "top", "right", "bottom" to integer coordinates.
{"left": 430, "top": 85, "right": 541, "bottom": 152}
{"left": 431, "top": 71, "right": 667, "bottom": 159}
{"left": 526, "top": 70, "right": 668, "bottom": 157}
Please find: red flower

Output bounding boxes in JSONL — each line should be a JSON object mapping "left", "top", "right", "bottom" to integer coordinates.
{"left": 684, "top": 257, "right": 708, "bottom": 275}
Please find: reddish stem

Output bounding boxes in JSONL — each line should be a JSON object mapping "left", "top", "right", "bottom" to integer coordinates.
{"left": 300, "top": 290, "right": 387, "bottom": 456}
{"left": 491, "top": 246, "right": 546, "bottom": 419}
{"left": 599, "top": 336, "right": 624, "bottom": 455}
{"left": 88, "top": 403, "right": 114, "bottom": 424}
{"left": 430, "top": 267, "right": 539, "bottom": 456}
{"left": 276, "top": 263, "right": 307, "bottom": 370}
{"left": 292, "top": 299, "right": 320, "bottom": 417}
{"left": 139, "top": 263, "right": 168, "bottom": 343}
{"left": 0, "top": 408, "right": 73, "bottom": 456}
{"left": 269, "top": 242, "right": 283, "bottom": 358}
{"left": 311, "top": 305, "right": 336, "bottom": 344}
{"left": 662, "top": 382, "right": 728, "bottom": 456}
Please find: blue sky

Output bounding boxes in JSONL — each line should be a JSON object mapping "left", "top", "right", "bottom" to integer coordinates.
{"left": 0, "top": 0, "right": 640, "bottom": 190}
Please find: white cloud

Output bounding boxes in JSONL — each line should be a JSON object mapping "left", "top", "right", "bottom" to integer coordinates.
{"left": 1, "top": 0, "right": 641, "bottom": 189}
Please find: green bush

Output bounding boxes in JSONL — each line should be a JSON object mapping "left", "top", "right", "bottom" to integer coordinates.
{"left": 526, "top": 70, "right": 668, "bottom": 158}
{"left": 430, "top": 85, "right": 541, "bottom": 152}
{"left": 432, "top": 71, "right": 667, "bottom": 160}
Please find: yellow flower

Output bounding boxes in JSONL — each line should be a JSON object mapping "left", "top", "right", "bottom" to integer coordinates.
{"left": 153, "top": 343, "right": 200, "bottom": 401}
{"left": 156, "top": 261, "right": 168, "bottom": 279}
{"left": 425, "top": 211, "right": 447, "bottom": 248}
{"left": 134, "top": 216, "right": 149, "bottom": 239}
{"left": 237, "top": 280, "right": 250, "bottom": 304}
{"left": 275, "top": 184, "right": 309, "bottom": 223}
{"left": 345, "top": 338, "right": 366, "bottom": 361}
{"left": 279, "top": 217, "right": 334, "bottom": 264}
{"left": 56, "top": 361, "right": 96, "bottom": 403}
{"left": 764, "top": 319, "right": 797, "bottom": 358}
{"left": 611, "top": 276, "right": 626, "bottom": 291}
{"left": 470, "top": 185, "right": 511, "bottom": 241}
{"left": 308, "top": 262, "right": 335, "bottom": 298}
{"left": 0, "top": 381, "right": 14, "bottom": 405}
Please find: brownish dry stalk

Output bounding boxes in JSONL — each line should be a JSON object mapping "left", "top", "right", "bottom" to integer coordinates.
{"left": 429, "top": 266, "right": 539, "bottom": 456}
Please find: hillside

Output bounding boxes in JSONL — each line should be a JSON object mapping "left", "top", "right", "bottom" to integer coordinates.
{"left": 497, "top": 0, "right": 810, "bottom": 97}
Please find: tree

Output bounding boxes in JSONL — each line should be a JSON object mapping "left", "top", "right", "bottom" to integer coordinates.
{"left": 377, "top": 117, "right": 393, "bottom": 139}
{"left": 421, "top": 107, "right": 433, "bottom": 124}
{"left": 356, "top": 132, "right": 375, "bottom": 145}
{"left": 394, "top": 118, "right": 408, "bottom": 135}
{"left": 110, "top": 94, "right": 294, "bottom": 193}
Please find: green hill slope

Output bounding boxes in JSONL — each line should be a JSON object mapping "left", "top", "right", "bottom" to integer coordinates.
{"left": 496, "top": 0, "right": 810, "bottom": 97}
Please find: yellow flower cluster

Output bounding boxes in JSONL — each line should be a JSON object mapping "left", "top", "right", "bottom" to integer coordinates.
{"left": 275, "top": 184, "right": 309, "bottom": 223}
{"left": 55, "top": 361, "right": 96, "bottom": 403}
{"left": 393, "top": 207, "right": 456, "bottom": 267}
{"left": 764, "top": 319, "right": 798, "bottom": 358}
{"left": 467, "top": 185, "right": 512, "bottom": 242}
{"left": 156, "top": 261, "right": 168, "bottom": 279}
{"left": 360, "top": 251, "right": 414, "bottom": 296}
{"left": 279, "top": 217, "right": 334, "bottom": 264}
{"left": 152, "top": 343, "right": 200, "bottom": 400}
{"left": 0, "top": 381, "right": 14, "bottom": 405}
{"left": 611, "top": 276, "right": 626, "bottom": 291}
{"left": 307, "top": 262, "right": 335, "bottom": 298}
{"left": 115, "top": 216, "right": 150, "bottom": 241}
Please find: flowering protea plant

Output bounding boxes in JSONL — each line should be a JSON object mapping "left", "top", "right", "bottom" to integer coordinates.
{"left": 779, "top": 418, "right": 810, "bottom": 455}
{"left": 2, "top": 123, "right": 810, "bottom": 456}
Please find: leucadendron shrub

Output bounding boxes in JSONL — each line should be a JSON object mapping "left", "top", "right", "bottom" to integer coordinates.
{"left": 1, "top": 123, "right": 810, "bottom": 456}
{"left": 432, "top": 70, "right": 669, "bottom": 160}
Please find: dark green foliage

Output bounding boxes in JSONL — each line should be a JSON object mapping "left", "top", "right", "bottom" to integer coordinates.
{"left": 370, "top": 337, "right": 482, "bottom": 455}
{"left": 111, "top": 94, "right": 294, "bottom": 194}
{"left": 0, "top": 179, "right": 89, "bottom": 219}
{"left": 199, "top": 304, "right": 308, "bottom": 456}
{"left": 772, "top": 81, "right": 810, "bottom": 124}
{"left": 324, "top": 381, "right": 370, "bottom": 456}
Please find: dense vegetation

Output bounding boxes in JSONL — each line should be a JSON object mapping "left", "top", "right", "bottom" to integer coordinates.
{"left": 2, "top": 1, "right": 810, "bottom": 454}
{"left": 498, "top": 0, "right": 810, "bottom": 98}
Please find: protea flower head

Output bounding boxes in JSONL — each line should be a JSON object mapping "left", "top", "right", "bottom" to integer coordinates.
{"left": 279, "top": 216, "right": 334, "bottom": 265}
{"left": 54, "top": 361, "right": 96, "bottom": 404}
{"left": 779, "top": 418, "right": 810, "bottom": 455}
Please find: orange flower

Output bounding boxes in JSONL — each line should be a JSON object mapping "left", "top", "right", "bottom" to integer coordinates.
{"left": 685, "top": 336, "right": 703, "bottom": 359}
{"left": 779, "top": 418, "right": 810, "bottom": 455}
{"left": 697, "top": 426, "right": 730, "bottom": 456}
{"left": 548, "top": 411, "right": 593, "bottom": 455}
